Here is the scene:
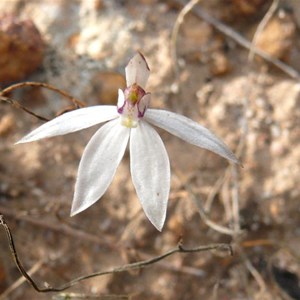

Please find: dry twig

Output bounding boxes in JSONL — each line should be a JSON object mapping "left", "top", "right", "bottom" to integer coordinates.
{"left": 238, "top": 246, "right": 267, "bottom": 293}
{"left": 168, "top": 0, "right": 300, "bottom": 79}
{"left": 0, "top": 214, "right": 232, "bottom": 293}
{"left": 171, "top": 0, "right": 201, "bottom": 77}
{"left": 52, "top": 293, "right": 130, "bottom": 300}
{"left": 248, "top": 0, "right": 280, "bottom": 62}
{"left": 0, "top": 81, "right": 85, "bottom": 121}
{"left": 173, "top": 172, "right": 243, "bottom": 236}
{"left": 0, "top": 95, "right": 49, "bottom": 122}
{"left": 0, "top": 205, "right": 221, "bottom": 279}
{"left": 1, "top": 81, "right": 85, "bottom": 108}
{"left": 0, "top": 259, "right": 44, "bottom": 300}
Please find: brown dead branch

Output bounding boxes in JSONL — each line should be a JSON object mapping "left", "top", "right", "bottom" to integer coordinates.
{"left": 0, "top": 81, "right": 85, "bottom": 121}
{"left": 0, "top": 259, "right": 44, "bottom": 300}
{"left": 248, "top": 0, "right": 280, "bottom": 62}
{"left": 52, "top": 293, "right": 130, "bottom": 299}
{"left": 168, "top": 0, "right": 300, "bottom": 80}
{"left": 0, "top": 214, "right": 232, "bottom": 293}
{"left": 0, "top": 95, "right": 49, "bottom": 122}
{"left": 171, "top": 0, "right": 202, "bottom": 77}
{"left": 1, "top": 81, "right": 85, "bottom": 108}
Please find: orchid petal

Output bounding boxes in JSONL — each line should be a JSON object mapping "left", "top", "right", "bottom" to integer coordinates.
{"left": 71, "top": 118, "right": 130, "bottom": 216}
{"left": 145, "top": 109, "right": 239, "bottom": 164}
{"left": 130, "top": 121, "right": 170, "bottom": 231}
{"left": 138, "top": 93, "right": 151, "bottom": 117}
{"left": 16, "top": 106, "right": 119, "bottom": 144}
{"left": 117, "top": 89, "right": 125, "bottom": 108}
{"left": 125, "top": 52, "right": 150, "bottom": 89}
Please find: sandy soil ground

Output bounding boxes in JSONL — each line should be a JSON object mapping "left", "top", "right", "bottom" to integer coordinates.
{"left": 0, "top": 0, "right": 300, "bottom": 299}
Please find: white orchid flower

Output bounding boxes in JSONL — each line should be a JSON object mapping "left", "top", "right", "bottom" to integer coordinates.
{"left": 17, "top": 53, "right": 238, "bottom": 231}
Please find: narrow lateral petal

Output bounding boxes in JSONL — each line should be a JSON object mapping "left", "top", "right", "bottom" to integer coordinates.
{"left": 138, "top": 93, "right": 151, "bottom": 117}
{"left": 117, "top": 89, "right": 125, "bottom": 108}
{"left": 125, "top": 52, "right": 150, "bottom": 89}
{"left": 130, "top": 121, "right": 170, "bottom": 231}
{"left": 145, "top": 109, "right": 239, "bottom": 164}
{"left": 16, "top": 106, "right": 119, "bottom": 144}
{"left": 71, "top": 118, "right": 130, "bottom": 216}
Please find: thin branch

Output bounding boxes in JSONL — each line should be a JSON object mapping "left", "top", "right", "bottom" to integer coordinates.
{"left": 168, "top": 0, "right": 300, "bottom": 80}
{"left": 171, "top": 0, "right": 202, "bottom": 77}
{"left": 204, "top": 168, "right": 231, "bottom": 213}
{"left": 52, "top": 293, "right": 130, "bottom": 300}
{"left": 231, "top": 5, "right": 284, "bottom": 292}
{"left": 211, "top": 281, "right": 220, "bottom": 300}
{"left": 1, "top": 205, "right": 209, "bottom": 279}
{"left": 241, "top": 239, "right": 276, "bottom": 248}
{"left": 0, "top": 81, "right": 85, "bottom": 121}
{"left": 1, "top": 81, "right": 85, "bottom": 108}
{"left": 238, "top": 246, "right": 267, "bottom": 292}
{"left": 192, "top": 193, "right": 242, "bottom": 236}
{"left": 231, "top": 164, "right": 241, "bottom": 235}
{"left": 0, "top": 214, "right": 232, "bottom": 293}
{"left": 248, "top": 0, "right": 280, "bottom": 62}
{"left": 203, "top": 50, "right": 253, "bottom": 232}
{"left": 173, "top": 172, "right": 243, "bottom": 236}
{"left": 226, "top": 0, "right": 280, "bottom": 237}
{"left": 0, "top": 95, "right": 49, "bottom": 122}
{"left": 0, "top": 259, "right": 44, "bottom": 300}
{"left": 0, "top": 215, "right": 45, "bottom": 292}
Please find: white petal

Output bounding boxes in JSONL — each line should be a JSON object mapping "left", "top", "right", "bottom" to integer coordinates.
{"left": 138, "top": 93, "right": 151, "bottom": 116}
{"left": 16, "top": 106, "right": 119, "bottom": 144}
{"left": 71, "top": 118, "right": 130, "bottom": 216}
{"left": 130, "top": 121, "right": 170, "bottom": 231}
{"left": 125, "top": 52, "right": 150, "bottom": 89}
{"left": 117, "top": 89, "right": 125, "bottom": 108}
{"left": 145, "top": 109, "right": 239, "bottom": 164}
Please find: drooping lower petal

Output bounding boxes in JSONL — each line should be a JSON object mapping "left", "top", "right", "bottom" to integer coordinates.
{"left": 16, "top": 106, "right": 119, "bottom": 144}
{"left": 145, "top": 109, "right": 239, "bottom": 164}
{"left": 71, "top": 118, "right": 130, "bottom": 216}
{"left": 130, "top": 121, "right": 170, "bottom": 231}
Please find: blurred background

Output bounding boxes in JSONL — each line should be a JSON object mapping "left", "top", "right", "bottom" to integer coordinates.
{"left": 0, "top": 0, "right": 300, "bottom": 299}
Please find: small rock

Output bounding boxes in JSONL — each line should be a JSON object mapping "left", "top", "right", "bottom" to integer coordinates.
{"left": 0, "top": 14, "right": 45, "bottom": 85}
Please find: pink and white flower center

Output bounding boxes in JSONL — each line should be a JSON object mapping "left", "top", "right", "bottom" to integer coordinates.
{"left": 117, "top": 83, "right": 150, "bottom": 128}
